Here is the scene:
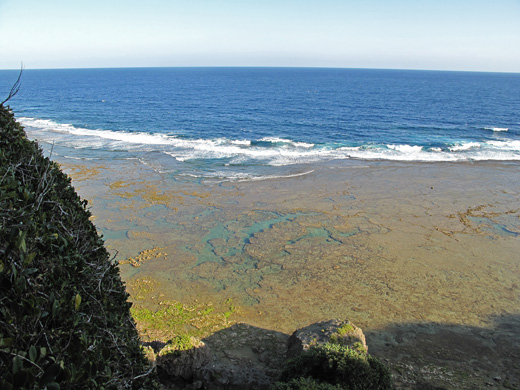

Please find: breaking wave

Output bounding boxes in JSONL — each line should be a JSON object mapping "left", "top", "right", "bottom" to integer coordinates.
{"left": 20, "top": 117, "right": 520, "bottom": 167}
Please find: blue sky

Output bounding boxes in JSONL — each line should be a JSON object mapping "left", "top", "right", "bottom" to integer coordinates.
{"left": 0, "top": 0, "right": 519, "bottom": 72}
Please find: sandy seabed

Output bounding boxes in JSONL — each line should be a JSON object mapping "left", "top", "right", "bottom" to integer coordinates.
{"left": 62, "top": 158, "right": 520, "bottom": 388}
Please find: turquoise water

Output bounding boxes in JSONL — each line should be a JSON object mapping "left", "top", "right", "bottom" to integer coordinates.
{"left": 186, "top": 211, "right": 316, "bottom": 267}
{"left": 467, "top": 215, "right": 519, "bottom": 238}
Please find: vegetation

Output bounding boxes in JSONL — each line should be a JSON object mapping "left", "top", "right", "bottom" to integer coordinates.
{"left": 0, "top": 103, "right": 156, "bottom": 389}
{"left": 126, "top": 274, "right": 237, "bottom": 343}
{"left": 130, "top": 298, "right": 236, "bottom": 342}
{"left": 276, "top": 342, "right": 393, "bottom": 390}
{"left": 158, "top": 335, "right": 194, "bottom": 354}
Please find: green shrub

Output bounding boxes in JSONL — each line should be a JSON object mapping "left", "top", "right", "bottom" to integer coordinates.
{"left": 278, "top": 343, "right": 393, "bottom": 390}
{"left": 0, "top": 104, "right": 157, "bottom": 389}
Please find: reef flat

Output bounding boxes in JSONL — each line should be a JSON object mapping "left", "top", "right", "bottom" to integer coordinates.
{"left": 60, "top": 157, "right": 520, "bottom": 388}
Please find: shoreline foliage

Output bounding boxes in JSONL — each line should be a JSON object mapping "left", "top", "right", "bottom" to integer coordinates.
{"left": 276, "top": 342, "right": 393, "bottom": 390}
{"left": 0, "top": 104, "right": 157, "bottom": 389}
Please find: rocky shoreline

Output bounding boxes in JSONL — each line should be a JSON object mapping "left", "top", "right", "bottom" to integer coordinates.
{"left": 148, "top": 319, "right": 382, "bottom": 389}
{"left": 144, "top": 317, "right": 520, "bottom": 390}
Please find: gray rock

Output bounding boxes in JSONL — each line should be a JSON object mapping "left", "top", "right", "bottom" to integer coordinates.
{"left": 155, "top": 320, "right": 369, "bottom": 389}
{"left": 156, "top": 338, "right": 212, "bottom": 383}
{"left": 199, "top": 363, "right": 272, "bottom": 390}
{"left": 287, "top": 319, "right": 367, "bottom": 358}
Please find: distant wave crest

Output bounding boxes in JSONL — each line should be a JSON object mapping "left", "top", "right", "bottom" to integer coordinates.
{"left": 484, "top": 127, "right": 509, "bottom": 132}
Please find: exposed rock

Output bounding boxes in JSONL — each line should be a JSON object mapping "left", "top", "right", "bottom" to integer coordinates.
{"left": 198, "top": 363, "right": 272, "bottom": 390}
{"left": 203, "top": 322, "right": 288, "bottom": 380}
{"left": 154, "top": 326, "right": 281, "bottom": 389}
{"left": 155, "top": 320, "right": 371, "bottom": 389}
{"left": 287, "top": 319, "right": 367, "bottom": 358}
{"left": 156, "top": 338, "right": 212, "bottom": 386}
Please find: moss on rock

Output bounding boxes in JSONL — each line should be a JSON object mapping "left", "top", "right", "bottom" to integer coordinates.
{"left": 278, "top": 342, "right": 393, "bottom": 390}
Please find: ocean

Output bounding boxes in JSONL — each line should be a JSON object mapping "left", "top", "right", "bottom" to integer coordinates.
{"left": 1, "top": 67, "right": 519, "bottom": 180}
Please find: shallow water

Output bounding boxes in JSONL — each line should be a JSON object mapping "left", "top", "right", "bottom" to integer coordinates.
{"left": 60, "top": 158, "right": 520, "bottom": 338}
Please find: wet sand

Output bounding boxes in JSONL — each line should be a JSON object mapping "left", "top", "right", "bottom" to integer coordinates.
{"left": 61, "top": 158, "right": 520, "bottom": 388}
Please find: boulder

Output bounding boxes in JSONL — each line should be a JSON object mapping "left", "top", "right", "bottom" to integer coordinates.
{"left": 287, "top": 319, "right": 367, "bottom": 358}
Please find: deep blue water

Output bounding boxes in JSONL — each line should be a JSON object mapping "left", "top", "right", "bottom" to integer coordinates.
{"left": 1, "top": 67, "right": 519, "bottom": 179}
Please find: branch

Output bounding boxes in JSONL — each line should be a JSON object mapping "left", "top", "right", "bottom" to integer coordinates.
{"left": 1, "top": 63, "right": 24, "bottom": 106}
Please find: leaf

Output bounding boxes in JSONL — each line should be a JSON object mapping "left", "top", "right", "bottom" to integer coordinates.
{"left": 29, "top": 345, "right": 37, "bottom": 362}
{"left": 12, "top": 355, "right": 22, "bottom": 374}
{"left": 17, "top": 230, "right": 27, "bottom": 253}
{"left": 40, "top": 347, "right": 47, "bottom": 359}
{"left": 23, "top": 268, "right": 38, "bottom": 275}
{"left": 74, "top": 293, "right": 81, "bottom": 311}
{"left": 51, "top": 300, "right": 59, "bottom": 318}
{"left": 46, "top": 382, "right": 60, "bottom": 390}
{"left": 23, "top": 252, "right": 36, "bottom": 266}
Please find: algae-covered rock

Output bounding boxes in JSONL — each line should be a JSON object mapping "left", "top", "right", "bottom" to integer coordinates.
{"left": 279, "top": 342, "right": 393, "bottom": 390}
{"left": 288, "top": 319, "right": 368, "bottom": 358}
{"left": 279, "top": 319, "right": 393, "bottom": 390}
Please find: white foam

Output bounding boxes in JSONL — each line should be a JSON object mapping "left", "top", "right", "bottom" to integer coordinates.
{"left": 61, "top": 155, "right": 100, "bottom": 161}
{"left": 387, "top": 144, "right": 423, "bottom": 153}
{"left": 20, "top": 117, "right": 165, "bottom": 145}
{"left": 292, "top": 141, "right": 315, "bottom": 148}
{"left": 198, "top": 169, "right": 316, "bottom": 182}
{"left": 239, "top": 170, "right": 316, "bottom": 181}
{"left": 258, "top": 136, "right": 292, "bottom": 143}
{"left": 485, "top": 127, "right": 509, "bottom": 132}
{"left": 257, "top": 136, "right": 315, "bottom": 148}
{"left": 487, "top": 140, "right": 520, "bottom": 150}
{"left": 21, "top": 117, "right": 257, "bottom": 153}
{"left": 230, "top": 139, "right": 251, "bottom": 146}
{"left": 164, "top": 143, "right": 333, "bottom": 165}
{"left": 449, "top": 142, "right": 481, "bottom": 152}
{"left": 19, "top": 117, "right": 520, "bottom": 166}
{"left": 343, "top": 147, "right": 458, "bottom": 162}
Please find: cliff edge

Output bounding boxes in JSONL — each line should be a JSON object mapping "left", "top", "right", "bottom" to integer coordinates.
{"left": 0, "top": 104, "right": 156, "bottom": 389}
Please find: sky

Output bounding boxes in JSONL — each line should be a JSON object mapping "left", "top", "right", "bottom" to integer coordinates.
{"left": 0, "top": 0, "right": 519, "bottom": 72}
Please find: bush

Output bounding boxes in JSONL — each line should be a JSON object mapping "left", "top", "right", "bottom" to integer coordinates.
{"left": 277, "top": 342, "right": 393, "bottom": 390}
{"left": 0, "top": 104, "right": 157, "bottom": 389}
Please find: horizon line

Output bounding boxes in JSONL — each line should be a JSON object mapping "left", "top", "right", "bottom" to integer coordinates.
{"left": 1, "top": 65, "right": 519, "bottom": 75}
